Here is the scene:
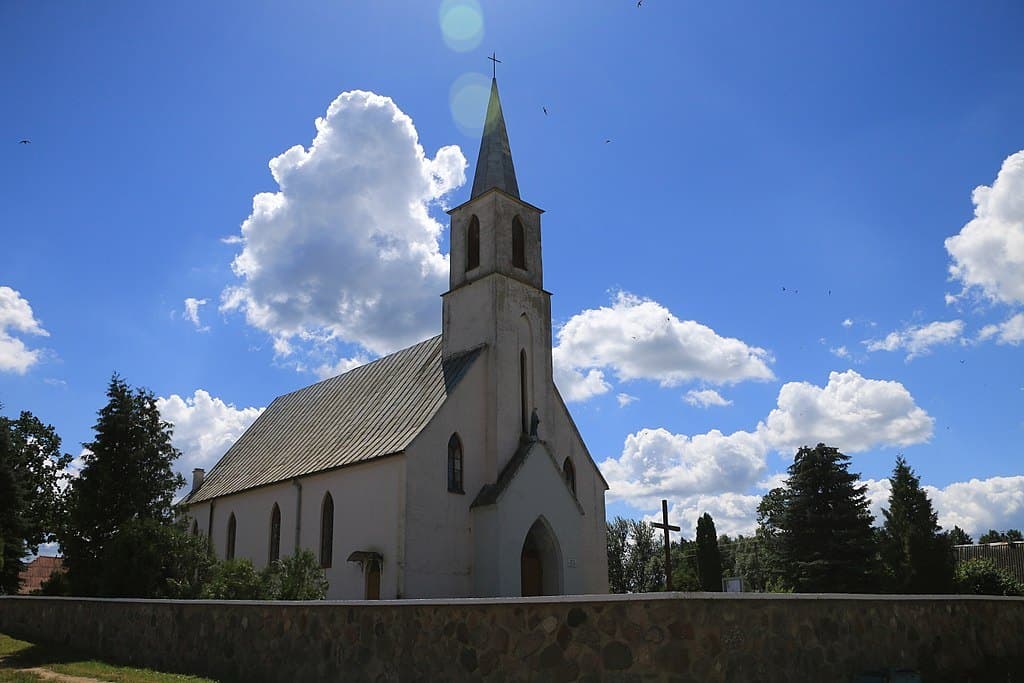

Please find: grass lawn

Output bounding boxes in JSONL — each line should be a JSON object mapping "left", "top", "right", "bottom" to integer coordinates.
{"left": 0, "top": 634, "right": 218, "bottom": 683}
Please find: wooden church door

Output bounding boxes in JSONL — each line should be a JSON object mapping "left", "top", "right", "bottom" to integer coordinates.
{"left": 521, "top": 545, "right": 543, "bottom": 596}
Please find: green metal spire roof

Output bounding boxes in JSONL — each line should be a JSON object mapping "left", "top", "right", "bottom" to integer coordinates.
{"left": 470, "top": 78, "right": 520, "bottom": 199}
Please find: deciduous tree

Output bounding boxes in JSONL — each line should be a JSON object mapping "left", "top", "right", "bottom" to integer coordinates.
{"left": 0, "top": 409, "right": 71, "bottom": 594}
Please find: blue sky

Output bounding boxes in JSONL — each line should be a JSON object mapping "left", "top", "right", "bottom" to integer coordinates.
{"left": 3, "top": 1, "right": 1023, "bottom": 541}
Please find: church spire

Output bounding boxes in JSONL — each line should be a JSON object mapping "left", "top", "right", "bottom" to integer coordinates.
{"left": 471, "top": 78, "right": 520, "bottom": 199}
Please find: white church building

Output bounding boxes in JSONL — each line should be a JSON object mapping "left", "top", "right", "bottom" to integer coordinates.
{"left": 184, "top": 78, "right": 609, "bottom": 600}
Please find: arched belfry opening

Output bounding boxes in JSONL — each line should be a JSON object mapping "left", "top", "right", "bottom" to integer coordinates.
{"left": 512, "top": 216, "right": 526, "bottom": 270}
{"left": 520, "top": 517, "right": 563, "bottom": 596}
{"left": 467, "top": 216, "right": 480, "bottom": 272}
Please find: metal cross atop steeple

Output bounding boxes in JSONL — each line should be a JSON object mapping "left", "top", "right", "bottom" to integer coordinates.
{"left": 488, "top": 52, "right": 502, "bottom": 78}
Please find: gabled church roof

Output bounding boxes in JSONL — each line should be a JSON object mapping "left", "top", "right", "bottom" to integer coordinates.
{"left": 186, "top": 336, "right": 482, "bottom": 504}
{"left": 470, "top": 78, "right": 520, "bottom": 199}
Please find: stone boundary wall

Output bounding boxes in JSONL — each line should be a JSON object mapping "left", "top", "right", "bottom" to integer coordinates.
{"left": 2, "top": 593, "right": 1022, "bottom": 682}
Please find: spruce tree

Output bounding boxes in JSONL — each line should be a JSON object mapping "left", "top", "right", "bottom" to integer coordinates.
{"left": 62, "top": 375, "right": 185, "bottom": 595}
{"left": 0, "top": 409, "right": 71, "bottom": 594}
{"left": 769, "top": 443, "right": 877, "bottom": 592}
{"left": 948, "top": 526, "right": 973, "bottom": 545}
{"left": 695, "top": 512, "right": 722, "bottom": 591}
{"left": 880, "top": 456, "right": 953, "bottom": 593}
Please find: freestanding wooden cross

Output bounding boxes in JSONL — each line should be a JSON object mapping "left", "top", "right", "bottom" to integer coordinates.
{"left": 488, "top": 52, "right": 502, "bottom": 78}
{"left": 650, "top": 499, "right": 680, "bottom": 591}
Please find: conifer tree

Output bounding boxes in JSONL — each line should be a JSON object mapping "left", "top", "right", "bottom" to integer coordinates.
{"left": 62, "top": 375, "right": 185, "bottom": 595}
{"left": 880, "top": 456, "right": 953, "bottom": 593}
{"left": 0, "top": 409, "right": 71, "bottom": 594}
{"left": 948, "top": 526, "right": 973, "bottom": 546}
{"left": 762, "top": 443, "right": 877, "bottom": 592}
{"left": 695, "top": 512, "right": 722, "bottom": 591}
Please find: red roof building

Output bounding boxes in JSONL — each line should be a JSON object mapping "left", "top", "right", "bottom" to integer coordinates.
{"left": 17, "top": 556, "right": 64, "bottom": 595}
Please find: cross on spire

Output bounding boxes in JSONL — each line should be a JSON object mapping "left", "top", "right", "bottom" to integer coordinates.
{"left": 650, "top": 499, "right": 680, "bottom": 591}
{"left": 488, "top": 52, "right": 502, "bottom": 79}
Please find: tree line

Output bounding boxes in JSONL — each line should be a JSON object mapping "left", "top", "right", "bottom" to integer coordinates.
{"left": 607, "top": 443, "right": 1023, "bottom": 596}
{"left": 1, "top": 375, "right": 326, "bottom": 599}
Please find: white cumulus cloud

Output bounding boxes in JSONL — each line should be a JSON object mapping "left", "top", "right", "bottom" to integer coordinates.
{"left": 760, "top": 370, "right": 933, "bottom": 454}
{"left": 157, "top": 390, "right": 264, "bottom": 476}
{"left": 945, "top": 150, "right": 1024, "bottom": 306}
{"left": 978, "top": 312, "right": 1024, "bottom": 345}
{"left": 600, "top": 370, "right": 932, "bottom": 511}
{"left": 601, "top": 428, "right": 767, "bottom": 508}
{"left": 183, "top": 297, "right": 209, "bottom": 332}
{"left": 863, "top": 475, "right": 1024, "bottom": 539}
{"left": 644, "top": 494, "right": 762, "bottom": 540}
{"left": 616, "top": 393, "right": 638, "bottom": 408}
{"left": 221, "top": 90, "right": 467, "bottom": 364}
{"left": 864, "top": 320, "right": 965, "bottom": 360}
{"left": 684, "top": 389, "right": 732, "bottom": 408}
{"left": 0, "top": 286, "right": 49, "bottom": 374}
{"left": 553, "top": 292, "right": 773, "bottom": 402}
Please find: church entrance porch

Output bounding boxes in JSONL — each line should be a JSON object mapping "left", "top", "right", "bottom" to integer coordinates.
{"left": 520, "top": 517, "right": 562, "bottom": 596}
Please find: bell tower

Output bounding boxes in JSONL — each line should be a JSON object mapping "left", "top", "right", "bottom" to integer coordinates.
{"left": 442, "top": 77, "right": 554, "bottom": 480}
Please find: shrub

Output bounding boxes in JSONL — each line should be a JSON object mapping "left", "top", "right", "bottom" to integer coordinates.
{"left": 261, "top": 550, "right": 328, "bottom": 600}
{"left": 200, "top": 559, "right": 263, "bottom": 600}
{"left": 954, "top": 558, "right": 1023, "bottom": 596}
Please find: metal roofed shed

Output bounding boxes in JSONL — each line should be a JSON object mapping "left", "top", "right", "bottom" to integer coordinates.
{"left": 186, "top": 335, "right": 482, "bottom": 504}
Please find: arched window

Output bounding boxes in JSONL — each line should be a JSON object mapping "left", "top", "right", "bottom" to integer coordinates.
{"left": 467, "top": 216, "right": 480, "bottom": 272}
{"left": 520, "top": 350, "right": 529, "bottom": 434}
{"left": 563, "top": 458, "right": 576, "bottom": 496}
{"left": 320, "top": 493, "right": 334, "bottom": 569}
{"left": 226, "top": 513, "right": 236, "bottom": 560}
{"left": 269, "top": 503, "right": 281, "bottom": 563}
{"left": 191, "top": 519, "right": 198, "bottom": 536}
{"left": 448, "top": 433, "right": 464, "bottom": 493}
{"left": 512, "top": 217, "right": 526, "bottom": 270}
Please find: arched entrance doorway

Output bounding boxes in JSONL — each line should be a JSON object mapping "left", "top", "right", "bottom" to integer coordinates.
{"left": 520, "top": 517, "right": 563, "bottom": 596}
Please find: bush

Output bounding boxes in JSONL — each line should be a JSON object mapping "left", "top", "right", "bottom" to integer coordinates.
{"left": 261, "top": 550, "right": 329, "bottom": 600}
{"left": 200, "top": 559, "right": 263, "bottom": 600}
{"left": 954, "top": 558, "right": 1023, "bottom": 596}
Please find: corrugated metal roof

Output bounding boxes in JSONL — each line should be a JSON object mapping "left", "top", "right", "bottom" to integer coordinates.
{"left": 186, "top": 335, "right": 482, "bottom": 504}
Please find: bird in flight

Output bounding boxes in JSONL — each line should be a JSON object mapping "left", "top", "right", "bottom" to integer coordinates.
{"left": 18, "top": 139, "right": 31, "bottom": 144}
{"left": 542, "top": 106, "right": 548, "bottom": 116}
{"left": 604, "top": 139, "right": 612, "bottom": 144}
{"left": 637, "top": 0, "right": 643, "bottom": 6}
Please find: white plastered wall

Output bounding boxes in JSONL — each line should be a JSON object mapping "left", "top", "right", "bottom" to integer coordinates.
{"left": 184, "top": 454, "right": 406, "bottom": 600}
{"left": 471, "top": 440, "right": 585, "bottom": 597}
{"left": 401, "top": 354, "right": 487, "bottom": 598}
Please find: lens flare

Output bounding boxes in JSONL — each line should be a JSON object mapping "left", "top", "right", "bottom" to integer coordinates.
{"left": 439, "top": 0, "right": 484, "bottom": 52}
{"left": 449, "top": 71, "right": 490, "bottom": 137}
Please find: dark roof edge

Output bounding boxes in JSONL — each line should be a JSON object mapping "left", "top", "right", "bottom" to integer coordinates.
{"left": 183, "top": 450, "right": 407, "bottom": 507}
{"left": 446, "top": 187, "right": 544, "bottom": 215}
{"left": 552, "top": 384, "right": 610, "bottom": 491}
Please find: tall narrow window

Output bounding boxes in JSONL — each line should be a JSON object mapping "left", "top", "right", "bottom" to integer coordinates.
{"left": 269, "top": 503, "right": 281, "bottom": 563}
{"left": 520, "top": 350, "right": 529, "bottom": 434}
{"left": 467, "top": 216, "right": 480, "bottom": 272}
{"left": 226, "top": 513, "right": 236, "bottom": 560}
{"left": 512, "top": 217, "right": 526, "bottom": 270}
{"left": 191, "top": 520, "right": 199, "bottom": 536}
{"left": 320, "top": 493, "right": 334, "bottom": 569}
{"left": 563, "top": 458, "right": 577, "bottom": 496}
{"left": 448, "top": 433, "right": 464, "bottom": 493}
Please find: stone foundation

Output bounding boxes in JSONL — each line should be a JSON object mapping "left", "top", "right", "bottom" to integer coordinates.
{"left": 2, "top": 593, "right": 1022, "bottom": 681}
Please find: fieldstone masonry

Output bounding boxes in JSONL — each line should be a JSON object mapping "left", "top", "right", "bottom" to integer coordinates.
{"left": 2, "top": 593, "right": 1022, "bottom": 681}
